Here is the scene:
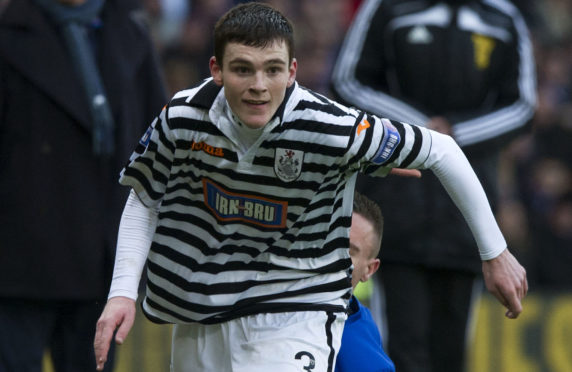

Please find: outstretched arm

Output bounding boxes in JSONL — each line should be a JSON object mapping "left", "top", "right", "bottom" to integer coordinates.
{"left": 94, "top": 190, "right": 158, "bottom": 370}
{"left": 424, "top": 130, "right": 528, "bottom": 317}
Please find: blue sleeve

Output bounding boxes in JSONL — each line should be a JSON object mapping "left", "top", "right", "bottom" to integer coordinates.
{"left": 335, "top": 299, "right": 395, "bottom": 372}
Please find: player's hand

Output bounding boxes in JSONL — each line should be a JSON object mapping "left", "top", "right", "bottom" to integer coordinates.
{"left": 389, "top": 168, "right": 422, "bottom": 178}
{"left": 482, "top": 249, "right": 528, "bottom": 319}
{"left": 94, "top": 296, "right": 136, "bottom": 371}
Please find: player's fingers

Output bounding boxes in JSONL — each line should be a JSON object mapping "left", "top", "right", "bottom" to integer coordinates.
{"left": 490, "top": 287, "right": 508, "bottom": 309}
{"left": 115, "top": 312, "right": 135, "bottom": 345}
{"left": 522, "top": 275, "right": 529, "bottom": 298}
{"left": 502, "top": 285, "right": 523, "bottom": 319}
{"left": 508, "top": 275, "right": 527, "bottom": 319}
{"left": 389, "top": 168, "right": 422, "bottom": 178}
{"left": 94, "top": 318, "right": 116, "bottom": 370}
{"left": 488, "top": 284, "right": 519, "bottom": 319}
{"left": 513, "top": 266, "right": 528, "bottom": 305}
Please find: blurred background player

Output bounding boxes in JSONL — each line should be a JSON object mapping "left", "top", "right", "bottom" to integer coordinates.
{"left": 336, "top": 191, "right": 395, "bottom": 372}
{"left": 0, "top": 0, "right": 167, "bottom": 371}
{"left": 331, "top": 0, "right": 536, "bottom": 371}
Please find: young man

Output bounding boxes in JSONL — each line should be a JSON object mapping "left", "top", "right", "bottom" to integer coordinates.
{"left": 94, "top": 3, "right": 527, "bottom": 371}
{"left": 336, "top": 192, "right": 394, "bottom": 372}
{"left": 0, "top": 0, "right": 167, "bottom": 371}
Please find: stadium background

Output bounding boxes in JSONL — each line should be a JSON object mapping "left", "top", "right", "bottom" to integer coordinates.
{"left": 46, "top": 0, "right": 572, "bottom": 370}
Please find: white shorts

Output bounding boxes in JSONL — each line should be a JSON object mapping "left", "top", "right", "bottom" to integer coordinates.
{"left": 170, "top": 311, "right": 347, "bottom": 372}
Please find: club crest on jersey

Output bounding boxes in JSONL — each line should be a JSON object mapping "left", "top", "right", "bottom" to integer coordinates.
{"left": 203, "top": 179, "right": 288, "bottom": 228}
{"left": 372, "top": 118, "right": 400, "bottom": 165}
{"left": 274, "top": 148, "right": 303, "bottom": 182}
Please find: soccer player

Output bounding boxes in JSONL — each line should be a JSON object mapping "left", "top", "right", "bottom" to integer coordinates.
{"left": 336, "top": 192, "right": 394, "bottom": 372}
{"left": 94, "top": 3, "right": 527, "bottom": 371}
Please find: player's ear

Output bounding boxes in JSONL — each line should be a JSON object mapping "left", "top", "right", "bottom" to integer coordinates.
{"left": 362, "top": 258, "right": 380, "bottom": 282}
{"left": 210, "top": 57, "right": 223, "bottom": 86}
{"left": 287, "top": 58, "right": 297, "bottom": 87}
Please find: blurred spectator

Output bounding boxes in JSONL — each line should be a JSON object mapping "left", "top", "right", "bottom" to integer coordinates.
{"left": 531, "top": 0, "right": 572, "bottom": 45}
{"left": 498, "top": 41, "right": 572, "bottom": 289}
{"left": 0, "top": 0, "right": 167, "bottom": 371}
{"left": 330, "top": 1, "right": 537, "bottom": 371}
{"left": 495, "top": 2, "right": 572, "bottom": 287}
{"left": 293, "top": 0, "right": 351, "bottom": 94}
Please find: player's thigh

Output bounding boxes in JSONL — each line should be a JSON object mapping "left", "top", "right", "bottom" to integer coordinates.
{"left": 171, "top": 311, "right": 346, "bottom": 372}
{"left": 232, "top": 311, "right": 346, "bottom": 372}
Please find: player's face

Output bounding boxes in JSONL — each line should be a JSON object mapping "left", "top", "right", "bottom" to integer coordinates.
{"left": 349, "top": 213, "right": 380, "bottom": 289}
{"left": 210, "top": 41, "right": 297, "bottom": 129}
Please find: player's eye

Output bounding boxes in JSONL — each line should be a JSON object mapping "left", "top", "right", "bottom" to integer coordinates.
{"left": 267, "top": 66, "right": 283, "bottom": 75}
{"left": 233, "top": 66, "right": 251, "bottom": 75}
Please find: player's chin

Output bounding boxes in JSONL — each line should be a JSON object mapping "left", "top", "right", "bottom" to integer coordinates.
{"left": 241, "top": 112, "right": 271, "bottom": 129}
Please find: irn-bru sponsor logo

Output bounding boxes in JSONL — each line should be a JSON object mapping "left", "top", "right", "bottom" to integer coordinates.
{"left": 203, "top": 179, "right": 288, "bottom": 228}
{"left": 372, "top": 118, "right": 400, "bottom": 164}
{"left": 191, "top": 141, "right": 224, "bottom": 157}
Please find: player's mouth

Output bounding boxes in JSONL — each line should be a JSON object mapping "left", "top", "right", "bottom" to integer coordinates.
{"left": 244, "top": 99, "right": 268, "bottom": 106}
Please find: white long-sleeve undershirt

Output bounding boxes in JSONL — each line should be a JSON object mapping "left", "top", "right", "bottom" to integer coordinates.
{"left": 424, "top": 130, "right": 506, "bottom": 260}
{"left": 108, "top": 189, "right": 158, "bottom": 300}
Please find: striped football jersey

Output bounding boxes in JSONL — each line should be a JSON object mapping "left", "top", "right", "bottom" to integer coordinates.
{"left": 120, "top": 78, "right": 432, "bottom": 324}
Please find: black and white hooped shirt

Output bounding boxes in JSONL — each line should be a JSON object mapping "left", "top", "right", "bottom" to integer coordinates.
{"left": 114, "top": 78, "right": 505, "bottom": 324}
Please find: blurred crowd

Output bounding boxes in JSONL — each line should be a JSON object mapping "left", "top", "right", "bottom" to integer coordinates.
{"left": 141, "top": 0, "right": 572, "bottom": 291}
{"left": 141, "top": 0, "right": 362, "bottom": 96}
{"left": 499, "top": 0, "right": 572, "bottom": 291}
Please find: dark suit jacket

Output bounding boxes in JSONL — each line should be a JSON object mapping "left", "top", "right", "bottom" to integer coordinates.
{"left": 0, "top": 0, "right": 167, "bottom": 300}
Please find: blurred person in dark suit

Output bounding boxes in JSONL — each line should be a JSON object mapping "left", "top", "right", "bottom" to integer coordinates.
{"left": 0, "top": 0, "right": 167, "bottom": 370}
{"left": 331, "top": 0, "right": 537, "bottom": 371}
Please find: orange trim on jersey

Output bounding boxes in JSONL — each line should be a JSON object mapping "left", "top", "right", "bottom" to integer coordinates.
{"left": 357, "top": 118, "right": 371, "bottom": 136}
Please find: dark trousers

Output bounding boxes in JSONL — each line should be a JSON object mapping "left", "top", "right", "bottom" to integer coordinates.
{"left": 380, "top": 263, "right": 478, "bottom": 372}
{"left": 0, "top": 298, "right": 115, "bottom": 372}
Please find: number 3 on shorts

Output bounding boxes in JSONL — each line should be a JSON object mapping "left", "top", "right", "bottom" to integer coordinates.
{"left": 295, "top": 351, "right": 316, "bottom": 371}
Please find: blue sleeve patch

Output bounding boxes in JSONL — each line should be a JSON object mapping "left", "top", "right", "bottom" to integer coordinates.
{"left": 372, "top": 119, "right": 400, "bottom": 165}
{"left": 139, "top": 125, "right": 153, "bottom": 147}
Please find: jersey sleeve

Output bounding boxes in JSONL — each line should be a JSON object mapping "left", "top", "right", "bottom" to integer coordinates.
{"left": 119, "top": 105, "right": 175, "bottom": 208}
{"left": 359, "top": 115, "right": 433, "bottom": 177}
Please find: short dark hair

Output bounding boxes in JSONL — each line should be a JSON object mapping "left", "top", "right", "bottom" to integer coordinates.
{"left": 353, "top": 191, "right": 383, "bottom": 258}
{"left": 213, "top": 2, "right": 295, "bottom": 66}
